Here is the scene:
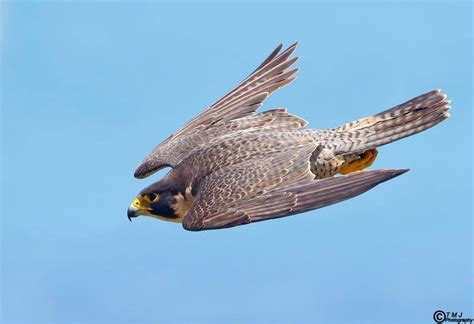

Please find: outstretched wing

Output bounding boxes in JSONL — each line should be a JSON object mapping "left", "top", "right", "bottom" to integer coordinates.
{"left": 182, "top": 148, "right": 408, "bottom": 231}
{"left": 135, "top": 43, "right": 300, "bottom": 178}
{"left": 183, "top": 170, "right": 407, "bottom": 231}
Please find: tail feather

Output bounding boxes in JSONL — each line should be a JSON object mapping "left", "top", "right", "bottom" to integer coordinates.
{"left": 335, "top": 89, "right": 451, "bottom": 154}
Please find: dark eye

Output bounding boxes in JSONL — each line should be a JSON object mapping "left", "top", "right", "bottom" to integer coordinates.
{"left": 148, "top": 193, "right": 159, "bottom": 202}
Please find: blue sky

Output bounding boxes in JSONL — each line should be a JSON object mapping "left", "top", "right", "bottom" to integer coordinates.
{"left": 1, "top": 1, "right": 472, "bottom": 323}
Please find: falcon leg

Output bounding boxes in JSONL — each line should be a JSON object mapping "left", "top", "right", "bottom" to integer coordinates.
{"left": 339, "top": 149, "right": 378, "bottom": 175}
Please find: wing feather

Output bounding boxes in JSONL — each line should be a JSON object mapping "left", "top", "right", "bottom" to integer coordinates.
{"left": 135, "top": 43, "right": 300, "bottom": 178}
{"left": 183, "top": 169, "right": 408, "bottom": 231}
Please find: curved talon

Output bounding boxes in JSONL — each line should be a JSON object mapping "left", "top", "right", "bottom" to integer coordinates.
{"left": 339, "top": 149, "right": 378, "bottom": 175}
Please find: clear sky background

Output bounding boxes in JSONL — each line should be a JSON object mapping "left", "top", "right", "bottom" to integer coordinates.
{"left": 1, "top": 1, "right": 472, "bottom": 323}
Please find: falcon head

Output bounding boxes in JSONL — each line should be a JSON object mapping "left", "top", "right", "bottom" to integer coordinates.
{"left": 128, "top": 181, "right": 195, "bottom": 223}
{"left": 127, "top": 191, "right": 181, "bottom": 223}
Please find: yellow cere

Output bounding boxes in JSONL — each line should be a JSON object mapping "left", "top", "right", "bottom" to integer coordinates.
{"left": 132, "top": 198, "right": 141, "bottom": 208}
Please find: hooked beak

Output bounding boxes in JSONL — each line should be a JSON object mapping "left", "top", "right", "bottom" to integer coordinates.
{"left": 127, "top": 204, "right": 139, "bottom": 222}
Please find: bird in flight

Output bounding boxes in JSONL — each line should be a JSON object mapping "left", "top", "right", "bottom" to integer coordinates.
{"left": 128, "top": 43, "right": 451, "bottom": 231}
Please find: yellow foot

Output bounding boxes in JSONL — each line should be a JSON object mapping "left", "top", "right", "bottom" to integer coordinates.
{"left": 339, "top": 149, "right": 378, "bottom": 175}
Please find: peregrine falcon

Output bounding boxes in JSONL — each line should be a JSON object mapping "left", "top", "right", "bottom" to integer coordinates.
{"left": 128, "top": 43, "right": 451, "bottom": 231}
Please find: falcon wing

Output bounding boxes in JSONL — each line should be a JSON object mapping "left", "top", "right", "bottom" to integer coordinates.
{"left": 135, "top": 43, "right": 300, "bottom": 178}
{"left": 182, "top": 149, "right": 408, "bottom": 231}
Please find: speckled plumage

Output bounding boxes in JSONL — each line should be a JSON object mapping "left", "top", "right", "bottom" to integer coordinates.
{"left": 130, "top": 43, "right": 451, "bottom": 231}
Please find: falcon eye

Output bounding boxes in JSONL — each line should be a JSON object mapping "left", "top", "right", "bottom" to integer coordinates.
{"left": 148, "top": 193, "right": 159, "bottom": 202}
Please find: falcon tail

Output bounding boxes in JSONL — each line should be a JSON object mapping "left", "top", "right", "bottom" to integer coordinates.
{"left": 335, "top": 89, "right": 451, "bottom": 155}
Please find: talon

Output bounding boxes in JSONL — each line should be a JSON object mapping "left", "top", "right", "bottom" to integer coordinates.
{"left": 339, "top": 149, "right": 378, "bottom": 175}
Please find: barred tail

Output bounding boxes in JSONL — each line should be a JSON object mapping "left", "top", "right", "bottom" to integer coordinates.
{"left": 335, "top": 89, "right": 451, "bottom": 154}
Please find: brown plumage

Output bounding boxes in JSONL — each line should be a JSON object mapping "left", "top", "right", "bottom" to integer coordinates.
{"left": 127, "top": 43, "right": 451, "bottom": 231}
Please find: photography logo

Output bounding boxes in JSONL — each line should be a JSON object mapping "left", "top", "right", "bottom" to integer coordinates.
{"left": 433, "top": 310, "right": 473, "bottom": 323}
